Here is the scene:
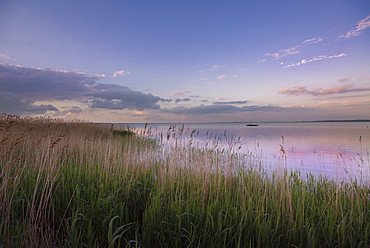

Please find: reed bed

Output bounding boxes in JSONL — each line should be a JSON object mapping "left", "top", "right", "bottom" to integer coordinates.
{"left": 0, "top": 114, "right": 369, "bottom": 247}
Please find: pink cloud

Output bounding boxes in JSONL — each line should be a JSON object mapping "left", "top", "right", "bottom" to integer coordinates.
{"left": 0, "top": 54, "right": 12, "bottom": 60}
{"left": 217, "top": 75, "right": 227, "bottom": 79}
{"left": 338, "top": 77, "right": 351, "bottom": 83}
{"left": 278, "top": 84, "right": 370, "bottom": 96}
{"left": 172, "top": 90, "right": 191, "bottom": 97}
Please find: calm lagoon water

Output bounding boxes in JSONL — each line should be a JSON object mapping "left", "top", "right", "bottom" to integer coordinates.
{"left": 119, "top": 121, "right": 370, "bottom": 182}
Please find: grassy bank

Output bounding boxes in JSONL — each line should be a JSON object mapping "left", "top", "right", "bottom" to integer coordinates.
{"left": 1, "top": 114, "right": 369, "bottom": 247}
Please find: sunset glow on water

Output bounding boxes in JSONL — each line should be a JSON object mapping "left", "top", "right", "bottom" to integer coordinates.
{"left": 127, "top": 121, "right": 370, "bottom": 182}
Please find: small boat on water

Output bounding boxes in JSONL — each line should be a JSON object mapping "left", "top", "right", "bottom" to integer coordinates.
{"left": 246, "top": 124, "right": 259, "bottom": 126}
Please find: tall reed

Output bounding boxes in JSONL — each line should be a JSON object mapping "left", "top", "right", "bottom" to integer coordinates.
{"left": 1, "top": 114, "right": 369, "bottom": 247}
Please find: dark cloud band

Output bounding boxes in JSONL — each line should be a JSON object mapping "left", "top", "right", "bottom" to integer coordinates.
{"left": 0, "top": 63, "right": 163, "bottom": 115}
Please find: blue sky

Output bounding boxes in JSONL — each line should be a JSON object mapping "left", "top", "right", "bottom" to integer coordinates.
{"left": 1, "top": 0, "right": 369, "bottom": 123}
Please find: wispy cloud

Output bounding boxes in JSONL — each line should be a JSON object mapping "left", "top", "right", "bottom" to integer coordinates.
{"left": 264, "top": 36, "right": 324, "bottom": 61}
{"left": 196, "top": 78, "right": 209, "bottom": 82}
{"left": 112, "top": 70, "right": 130, "bottom": 77}
{"left": 210, "top": 64, "right": 227, "bottom": 71}
{"left": 338, "top": 15, "right": 370, "bottom": 39}
{"left": 302, "top": 37, "right": 324, "bottom": 44}
{"left": 282, "top": 47, "right": 301, "bottom": 56}
{"left": 265, "top": 46, "right": 301, "bottom": 60}
{"left": 217, "top": 75, "right": 227, "bottom": 79}
{"left": 278, "top": 84, "right": 370, "bottom": 96}
{"left": 316, "top": 98, "right": 370, "bottom": 106}
{"left": 338, "top": 77, "right": 352, "bottom": 83}
{"left": 171, "top": 90, "right": 191, "bottom": 97}
{"left": 358, "top": 76, "right": 370, "bottom": 81}
{"left": 214, "top": 101, "right": 248, "bottom": 105}
{"left": 284, "top": 53, "right": 347, "bottom": 68}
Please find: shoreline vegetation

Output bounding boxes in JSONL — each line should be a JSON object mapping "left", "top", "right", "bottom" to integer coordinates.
{"left": 1, "top": 114, "right": 369, "bottom": 247}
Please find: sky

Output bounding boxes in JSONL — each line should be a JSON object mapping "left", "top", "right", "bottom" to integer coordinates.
{"left": 0, "top": 0, "right": 369, "bottom": 123}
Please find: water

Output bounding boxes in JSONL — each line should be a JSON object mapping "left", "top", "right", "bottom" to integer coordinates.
{"left": 118, "top": 121, "right": 370, "bottom": 182}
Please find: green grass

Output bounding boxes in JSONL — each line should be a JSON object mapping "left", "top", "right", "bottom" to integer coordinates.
{"left": 0, "top": 114, "right": 369, "bottom": 247}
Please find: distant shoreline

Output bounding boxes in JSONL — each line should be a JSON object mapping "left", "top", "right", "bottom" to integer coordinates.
{"left": 99, "top": 119, "right": 370, "bottom": 125}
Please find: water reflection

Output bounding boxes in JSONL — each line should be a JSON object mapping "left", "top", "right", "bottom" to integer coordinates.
{"left": 124, "top": 122, "right": 370, "bottom": 182}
